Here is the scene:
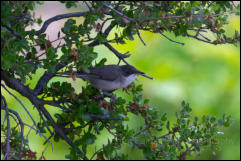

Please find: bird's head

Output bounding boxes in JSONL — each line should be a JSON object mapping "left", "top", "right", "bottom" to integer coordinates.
{"left": 120, "top": 65, "right": 144, "bottom": 76}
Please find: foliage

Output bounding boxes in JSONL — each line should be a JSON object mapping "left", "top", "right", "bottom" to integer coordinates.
{"left": 1, "top": 1, "right": 239, "bottom": 160}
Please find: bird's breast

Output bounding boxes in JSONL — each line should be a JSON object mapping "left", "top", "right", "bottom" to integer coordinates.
{"left": 120, "top": 74, "right": 137, "bottom": 88}
{"left": 89, "top": 78, "right": 121, "bottom": 91}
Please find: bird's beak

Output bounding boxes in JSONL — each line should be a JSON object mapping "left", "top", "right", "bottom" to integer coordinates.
{"left": 141, "top": 73, "right": 153, "bottom": 79}
{"left": 134, "top": 68, "right": 153, "bottom": 80}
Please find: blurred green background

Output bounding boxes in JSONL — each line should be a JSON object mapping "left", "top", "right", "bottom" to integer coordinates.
{"left": 1, "top": 2, "right": 240, "bottom": 160}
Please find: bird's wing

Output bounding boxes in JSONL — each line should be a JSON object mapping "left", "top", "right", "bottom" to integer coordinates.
{"left": 89, "top": 65, "right": 120, "bottom": 81}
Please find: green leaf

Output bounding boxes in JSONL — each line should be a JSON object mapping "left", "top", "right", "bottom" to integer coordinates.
{"left": 82, "top": 66, "right": 90, "bottom": 73}
{"left": 37, "top": 18, "right": 42, "bottom": 24}
{"left": 63, "top": 19, "right": 76, "bottom": 33}
{"left": 161, "top": 113, "right": 167, "bottom": 121}
{"left": 85, "top": 133, "right": 96, "bottom": 144}
{"left": 58, "top": 31, "right": 61, "bottom": 38}
{"left": 46, "top": 47, "right": 56, "bottom": 59}
{"left": 82, "top": 113, "right": 92, "bottom": 122}
{"left": 116, "top": 97, "right": 126, "bottom": 105}
{"left": 166, "top": 121, "right": 170, "bottom": 130}
{"left": 97, "top": 33, "right": 108, "bottom": 43}
{"left": 88, "top": 102, "right": 101, "bottom": 114}
{"left": 124, "top": 26, "right": 134, "bottom": 40}
{"left": 5, "top": 54, "right": 16, "bottom": 63}
{"left": 65, "top": 1, "right": 77, "bottom": 8}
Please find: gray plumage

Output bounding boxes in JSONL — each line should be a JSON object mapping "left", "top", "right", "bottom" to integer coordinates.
{"left": 57, "top": 64, "right": 152, "bottom": 91}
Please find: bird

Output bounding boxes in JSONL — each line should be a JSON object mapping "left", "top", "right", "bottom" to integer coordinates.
{"left": 57, "top": 64, "right": 152, "bottom": 91}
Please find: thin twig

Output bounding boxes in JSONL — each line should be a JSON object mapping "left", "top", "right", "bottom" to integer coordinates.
{"left": 103, "top": 4, "right": 134, "bottom": 22}
{"left": 142, "top": 13, "right": 220, "bottom": 22}
{"left": 90, "top": 146, "right": 103, "bottom": 160}
{"left": 136, "top": 27, "right": 146, "bottom": 46}
{"left": 185, "top": 32, "right": 214, "bottom": 44}
{"left": 194, "top": 28, "right": 201, "bottom": 37}
{"left": 199, "top": 33, "right": 211, "bottom": 41}
{"left": 94, "top": 121, "right": 100, "bottom": 134}
{"left": 8, "top": 109, "right": 24, "bottom": 158}
{"left": 38, "top": 109, "right": 54, "bottom": 135}
{"left": 64, "top": 122, "right": 90, "bottom": 134}
{"left": 9, "top": 113, "right": 20, "bottom": 130}
{"left": 131, "top": 140, "right": 143, "bottom": 149}
{"left": 83, "top": 1, "right": 92, "bottom": 11}
{"left": 160, "top": 32, "right": 184, "bottom": 45}
{"left": 1, "top": 95, "right": 11, "bottom": 160}
{"left": 24, "top": 123, "right": 54, "bottom": 152}
{"left": 134, "top": 124, "right": 150, "bottom": 137}
{"left": 103, "top": 42, "right": 130, "bottom": 65}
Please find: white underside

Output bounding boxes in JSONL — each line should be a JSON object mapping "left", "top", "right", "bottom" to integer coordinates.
{"left": 120, "top": 74, "right": 137, "bottom": 88}
{"left": 89, "top": 74, "right": 137, "bottom": 91}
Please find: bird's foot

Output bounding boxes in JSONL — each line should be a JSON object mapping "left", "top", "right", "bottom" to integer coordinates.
{"left": 94, "top": 90, "right": 116, "bottom": 103}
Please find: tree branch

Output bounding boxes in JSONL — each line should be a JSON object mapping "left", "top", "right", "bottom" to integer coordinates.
{"left": 2, "top": 84, "right": 53, "bottom": 157}
{"left": 26, "top": 11, "right": 88, "bottom": 35}
{"left": 1, "top": 24, "right": 23, "bottom": 39}
{"left": 1, "top": 84, "right": 40, "bottom": 130}
{"left": 33, "top": 61, "right": 68, "bottom": 95}
{"left": 1, "top": 71, "right": 89, "bottom": 160}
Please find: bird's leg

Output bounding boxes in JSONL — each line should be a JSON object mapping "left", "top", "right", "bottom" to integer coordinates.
{"left": 110, "top": 93, "right": 116, "bottom": 103}
{"left": 102, "top": 91, "right": 116, "bottom": 103}
{"left": 93, "top": 89, "right": 105, "bottom": 101}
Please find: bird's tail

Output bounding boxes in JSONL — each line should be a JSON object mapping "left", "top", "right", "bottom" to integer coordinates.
{"left": 55, "top": 72, "right": 88, "bottom": 80}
